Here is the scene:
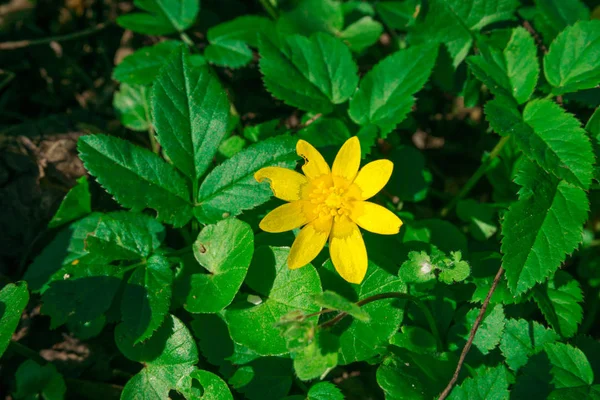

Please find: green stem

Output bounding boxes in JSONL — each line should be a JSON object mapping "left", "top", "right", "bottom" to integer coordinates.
{"left": 148, "top": 125, "right": 159, "bottom": 154}
{"left": 8, "top": 341, "right": 47, "bottom": 365}
{"left": 441, "top": 135, "right": 511, "bottom": 217}
{"left": 258, "top": 0, "right": 278, "bottom": 19}
{"left": 318, "top": 292, "right": 443, "bottom": 353}
{"left": 121, "top": 260, "right": 146, "bottom": 274}
{"left": 180, "top": 32, "right": 195, "bottom": 48}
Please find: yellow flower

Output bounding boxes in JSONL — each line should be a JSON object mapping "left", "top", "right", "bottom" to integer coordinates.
{"left": 254, "top": 137, "right": 403, "bottom": 284}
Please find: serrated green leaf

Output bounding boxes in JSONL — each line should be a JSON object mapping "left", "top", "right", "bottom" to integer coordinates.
{"left": 500, "top": 318, "right": 559, "bottom": 372}
{"left": 467, "top": 27, "right": 539, "bottom": 104}
{"left": 207, "top": 16, "right": 275, "bottom": 48}
{"left": 41, "top": 264, "right": 123, "bottom": 329}
{"left": 409, "top": 0, "right": 519, "bottom": 66}
{"left": 224, "top": 246, "right": 322, "bottom": 356}
{"left": 291, "top": 330, "right": 339, "bottom": 381}
{"left": 277, "top": 0, "right": 343, "bottom": 37}
{"left": 78, "top": 134, "right": 193, "bottom": 227}
{"left": 228, "top": 357, "right": 293, "bottom": 400}
{"left": 152, "top": 46, "right": 230, "bottom": 182}
{"left": 439, "top": 252, "right": 471, "bottom": 284}
{"left": 448, "top": 366, "right": 509, "bottom": 400}
{"left": 116, "top": 315, "right": 198, "bottom": 400}
{"left": 194, "top": 135, "right": 297, "bottom": 223}
{"left": 545, "top": 342, "right": 594, "bottom": 388}
{"left": 469, "top": 252, "right": 516, "bottom": 305}
{"left": 14, "top": 360, "right": 66, "bottom": 400}
{"left": 339, "top": 16, "right": 383, "bottom": 53}
{"left": 533, "top": 271, "right": 583, "bottom": 338}
{"left": 451, "top": 304, "right": 505, "bottom": 355}
{"left": 259, "top": 33, "right": 359, "bottom": 113}
{"left": 312, "top": 290, "right": 370, "bottom": 322}
{"left": 502, "top": 160, "right": 589, "bottom": 295}
{"left": 204, "top": 41, "right": 253, "bottom": 68}
{"left": 544, "top": 21, "right": 600, "bottom": 94}
{"left": 113, "top": 83, "right": 152, "bottom": 132}
{"left": 0, "top": 282, "right": 29, "bottom": 358}
{"left": 306, "top": 382, "right": 344, "bottom": 400}
{"left": 176, "top": 369, "right": 234, "bottom": 400}
{"left": 536, "top": 0, "right": 590, "bottom": 33}
{"left": 120, "top": 255, "right": 172, "bottom": 343}
{"left": 348, "top": 44, "right": 437, "bottom": 136}
{"left": 320, "top": 260, "right": 406, "bottom": 364}
{"left": 48, "top": 176, "right": 91, "bottom": 229}
{"left": 116, "top": 0, "right": 199, "bottom": 35}
{"left": 113, "top": 40, "right": 182, "bottom": 85}
{"left": 185, "top": 218, "right": 253, "bottom": 313}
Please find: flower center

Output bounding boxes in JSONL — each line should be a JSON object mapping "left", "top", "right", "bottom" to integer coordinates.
{"left": 308, "top": 182, "right": 351, "bottom": 220}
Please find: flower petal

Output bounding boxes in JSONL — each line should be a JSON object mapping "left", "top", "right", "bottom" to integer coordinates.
{"left": 297, "top": 140, "right": 330, "bottom": 180}
{"left": 259, "top": 201, "right": 315, "bottom": 233}
{"left": 288, "top": 216, "right": 332, "bottom": 269}
{"left": 332, "top": 136, "right": 361, "bottom": 182}
{"left": 329, "top": 217, "right": 368, "bottom": 284}
{"left": 349, "top": 201, "right": 403, "bottom": 235}
{"left": 255, "top": 166, "right": 308, "bottom": 201}
{"left": 353, "top": 160, "right": 393, "bottom": 200}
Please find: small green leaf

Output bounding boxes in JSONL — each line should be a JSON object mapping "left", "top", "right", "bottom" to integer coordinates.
{"left": 448, "top": 366, "right": 509, "bottom": 400}
{"left": 204, "top": 41, "right": 253, "bottom": 69}
{"left": 228, "top": 357, "right": 293, "bottom": 400}
{"left": 451, "top": 304, "right": 505, "bottom": 355}
{"left": 467, "top": 27, "right": 539, "bottom": 104}
{"left": 116, "top": 0, "right": 199, "bottom": 35}
{"left": 185, "top": 218, "right": 254, "bottom": 313}
{"left": 291, "top": 330, "right": 339, "bottom": 381}
{"left": 243, "top": 119, "right": 286, "bottom": 143}
{"left": 277, "top": 0, "right": 343, "bottom": 37}
{"left": 14, "top": 360, "right": 66, "bottom": 400}
{"left": 194, "top": 135, "right": 297, "bottom": 223}
{"left": 116, "top": 315, "right": 199, "bottom": 399}
{"left": 390, "top": 326, "right": 438, "bottom": 355}
{"left": 297, "top": 118, "right": 350, "bottom": 150}
{"left": 113, "top": 40, "right": 182, "bottom": 85}
{"left": 259, "top": 33, "right": 359, "bottom": 113}
{"left": 48, "top": 176, "right": 91, "bottom": 229}
{"left": 398, "top": 251, "right": 437, "bottom": 284}
{"left": 536, "top": 0, "right": 590, "bottom": 33}
{"left": 305, "top": 382, "right": 344, "bottom": 400}
{"left": 120, "top": 255, "right": 173, "bottom": 343}
{"left": 375, "top": 1, "right": 419, "bottom": 30}
{"left": 206, "top": 16, "right": 275, "bottom": 48}
{"left": 152, "top": 46, "right": 230, "bottom": 182}
{"left": 500, "top": 319, "right": 559, "bottom": 372}
{"left": 312, "top": 290, "right": 370, "bottom": 322}
{"left": 348, "top": 44, "right": 438, "bottom": 136}
{"left": 545, "top": 342, "right": 594, "bottom": 388}
{"left": 339, "top": 16, "right": 383, "bottom": 53}
{"left": 176, "top": 369, "right": 234, "bottom": 400}
{"left": 0, "top": 282, "right": 29, "bottom": 358}
{"left": 113, "top": 84, "right": 152, "bottom": 132}
{"left": 224, "top": 246, "right": 322, "bottom": 356}
{"left": 544, "top": 21, "right": 600, "bottom": 94}
{"left": 533, "top": 271, "right": 583, "bottom": 338}
{"left": 78, "top": 134, "right": 193, "bottom": 227}
{"left": 456, "top": 199, "right": 497, "bottom": 241}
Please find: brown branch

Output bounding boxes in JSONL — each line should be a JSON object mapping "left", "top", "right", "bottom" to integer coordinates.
{"left": 522, "top": 20, "right": 548, "bottom": 54}
{"left": 438, "top": 266, "right": 505, "bottom": 400}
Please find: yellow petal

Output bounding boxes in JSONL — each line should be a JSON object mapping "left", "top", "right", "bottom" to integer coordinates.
{"left": 296, "top": 140, "right": 330, "bottom": 180}
{"left": 288, "top": 216, "right": 332, "bottom": 269}
{"left": 329, "top": 217, "right": 368, "bottom": 284}
{"left": 259, "top": 201, "right": 314, "bottom": 233}
{"left": 349, "top": 201, "right": 403, "bottom": 235}
{"left": 353, "top": 160, "right": 393, "bottom": 200}
{"left": 332, "top": 136, "right": 361, "bottom": 182}
{"left": 255, "top": 166, "right": 308, "bottom": 201}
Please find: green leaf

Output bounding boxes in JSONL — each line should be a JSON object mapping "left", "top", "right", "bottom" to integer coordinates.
{"left": 224, "top": 246, "right": 322, "bottom": 356}
{"left": 277, "top": 0, "right": 343, "bottom": 37}
{"left": 41, "top": 264, "right": 123, "bottom": 329}
{"left": 176, "top": 369, "right": 234, "bottom": 400}
{"left": 339, "top": 16, "right": 383, "bottom": 53}
{"left": 116, "top": 315, "right": 198, "bottom": 400}
{"left": 409, "top": 0, "right": 519, "bottom": 66}
{"left": 206, "top": 16, "right": 275, "bottom": 48}
{"left": 243, "top": 119, "right": 286, "bottom": 143}
{"left": 390, "top": 326, "right": 438, "bottom": 355}
{"left": 305, "top": 382, "right": 344, "bottom": 400}
{"left": 502, "top": 160, "right": 589, "bottom": 295}
{"left": 204, "top": 41, "right": 253, "bottom": 69}
{"left": 152, "top": 46, "right": 230, "bottom": 182}
{"left": 259, "top": 33, "right": 359, "bottom": 113}
{"left": 448, "top": 366, "right": 509, "bottom": 400}
{"left": 536, "top": 0, "right": 590, "bottom": 33}
{"left": 185, "top": 218, "right": 254, "bottom": 313}
{"left": 375, "top": 1, "right": 419, "bottom": 30}
{"left": 511, "top": 352, "right": 554, "bottom": 400}
{"left": 113, "top": 83, "right": 152, "bottom": 132}
{"left": 500, "top": 319, "right": 559, "bottom": 372}
{"left": 218, "top": 135, "right": 247, "bottom": 158}
{"left": 0, "top": 282, "right": 29, "bottom": 358}
{"left": 116, "top": 0, "right": 199, "bottom": 35}
{"left": 291, "top": 330, "right": 339, "bottom": 381}
{"left": 78, "top": 134, "right": 193, "bottom": 227}
{"left": 228, "top": 357, "right": 293, "bottom": 400}
{"left": 297, "top": 118, "right": 350, "bottom": 149}
{"left": 348, "top": 44, "right": 438, "bottom": 136}
{"left": 113, "top": 40, "right": 181, "bottom": 85}
{"left": 320, "top": 260, "right": 406, "bottom": 364}
{"left": 545, "top": 342, "right": 594, "bottom": 388}
{"left": 194, "top": 135, "right": 297, "bottom": 223}
{"left": 120, "top": 255, "right": 173, "bottom": 343}
{"left": 533, "top": 271, "right": 583, "bottom": 338}
{"left": 456, "top": 199, "right": 497, "bottom": 241}
{"left": 451, "top": 304, "right": 505, "bottom": 355}
{"left": 48, "top": 176, "right": 91, "bottom": 228}
{"left": 312, "top": 290, "right": 370, "bottom": 322}
{"left": 544, "top": 21, "right": 600, "bottom": 94}
{"left": 14, "top": 360, "right": 66, "bottom": 400}
{"left": 467, "top": 27, "right": 539, "bottom": 104}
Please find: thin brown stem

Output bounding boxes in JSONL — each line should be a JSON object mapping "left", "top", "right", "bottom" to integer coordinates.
{"left": 438, "top": 266, "right": 505, "bottom": 400}
{"left": 0, "top": 22, "right": 111, "bottom": 51}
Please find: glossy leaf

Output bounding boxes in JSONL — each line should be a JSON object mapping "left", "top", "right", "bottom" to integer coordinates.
{"left": 48, "top": 176, "right": 91, "bottom": 228}
{"left": 116, "top": 0, "right": 199, "bottom": 35}
{"left": 0, "top": 282, "right": 29, "bottom": 358}
{"left": 113, "top": 83, "right": 152, "bottom": 132}
{"left": 113, "top": 40, "right": 181, "bottom": 85}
